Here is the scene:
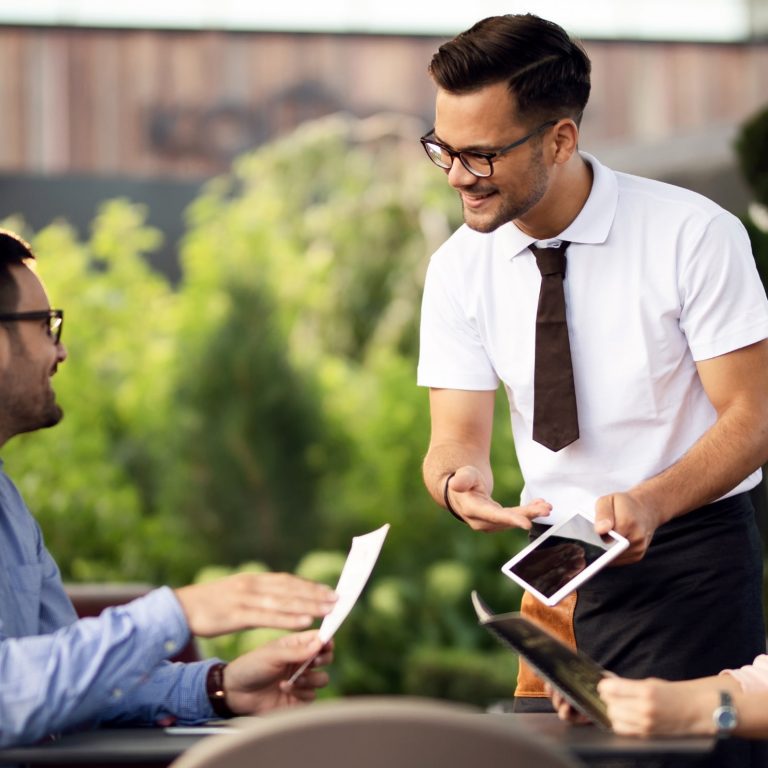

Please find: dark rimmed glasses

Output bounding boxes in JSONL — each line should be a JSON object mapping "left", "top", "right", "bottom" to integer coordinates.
{"left": 0, "top": 309, "right": 64, "bottom": 344}
{"left": 420, "top": 119, "right": 559, "bottom": 178}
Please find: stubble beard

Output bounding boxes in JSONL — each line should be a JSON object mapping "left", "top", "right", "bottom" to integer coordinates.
{"left": 462, "top": 150, "right": 549, "bottom": 234}
{"left": 0, "top": 359, "right": 63, "bottom": 439}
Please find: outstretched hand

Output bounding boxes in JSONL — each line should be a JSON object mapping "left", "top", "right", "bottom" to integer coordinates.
{"left": 446, "top": 466, "right": 551, "bottom": 531}
{"left": 175, "top": 572, "right": 337, "bottom": 637}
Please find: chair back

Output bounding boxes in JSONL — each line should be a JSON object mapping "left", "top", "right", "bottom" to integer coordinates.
{"left": 170, "top": 696, "right": 585, "bottom": 768}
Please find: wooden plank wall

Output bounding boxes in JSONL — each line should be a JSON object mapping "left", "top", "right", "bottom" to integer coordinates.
{"left": 0, "top": 25, "right": 766, "bottom": 179}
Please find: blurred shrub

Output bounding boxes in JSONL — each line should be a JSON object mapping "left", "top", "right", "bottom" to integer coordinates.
{"left": 2, "top": 112, "right": 531, "bottom": 701}
{"left": 735, "top": 105, "right": 768, "bottom": 208}
{"left": 734, "top": 104, "right": 768, "bottom": 288}
{"left": 403, "top": 646, "right": 518, "bottom": 708}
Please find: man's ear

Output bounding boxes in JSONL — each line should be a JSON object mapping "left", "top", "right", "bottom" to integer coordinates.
{"left": 551, "top": 119, "right": 580, "bottom": 165}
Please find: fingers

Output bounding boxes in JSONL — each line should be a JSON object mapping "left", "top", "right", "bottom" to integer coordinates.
{"left": 546, "top": 683, "right": 590, "bottom": 725}
{"left": 177, "top": 571, "right": 339, "bottom": 637}
{"left": 240, "top": 572, "right": 337, "bottom": 615}
{"left": 446, "top": 468, "right": 551, "bottom": 531}
{"left": 226, "top": 573, "right": 338, "bottom": 631}
{"left": 460, "top": 498, "right": 551, "bottom": 532}
{"left": 598, "top": 676, "right": 656, "bottom": 699}
{"left": 594, "top": 495, "right": 615, "bottom": 535}
{"left": 271, "top": 630, "right": 325, "bottom": 662}
{"left": 279, "top": 669, "right": 330, "bottom": 697}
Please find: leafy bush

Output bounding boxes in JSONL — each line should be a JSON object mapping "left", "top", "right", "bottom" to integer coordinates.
{"left": 403, "top": 646, "right": 518, "bottom": 708}
{"left": 2, "top": 112, "right": 531, "bottom": 700}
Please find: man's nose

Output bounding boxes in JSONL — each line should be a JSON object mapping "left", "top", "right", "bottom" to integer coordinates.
{"left": 446, "top": 157, "right": 479, "bottom": 188}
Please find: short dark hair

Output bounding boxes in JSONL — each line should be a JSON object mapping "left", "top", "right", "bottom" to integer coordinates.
{"left": 428, "top": 14, "right": 591, "bottom": 126}
{"left": 0, "top": 230, "right": 35, "bottom": 313}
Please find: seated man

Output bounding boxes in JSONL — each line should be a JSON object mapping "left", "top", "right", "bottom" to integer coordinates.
{"left": 0, "top": 230, "right": 336, "bottom": 747}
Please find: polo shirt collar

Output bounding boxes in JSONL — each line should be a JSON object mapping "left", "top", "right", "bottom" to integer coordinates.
{"left": 504, "top": 150, "right": 618, "bottom": 258}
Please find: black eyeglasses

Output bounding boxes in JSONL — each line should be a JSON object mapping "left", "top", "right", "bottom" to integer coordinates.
{"left": 420, "top": 119, "right": 559, "bottom": 178}
{"left": 0, "top": 309, "right": 64, "bottom": 344}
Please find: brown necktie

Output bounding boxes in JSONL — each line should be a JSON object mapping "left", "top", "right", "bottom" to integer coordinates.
{"left": 530, "top": 241, "right": 579, "bottom": 451}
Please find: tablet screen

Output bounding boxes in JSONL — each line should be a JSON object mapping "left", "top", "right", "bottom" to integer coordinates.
{"left": 503, "top": 513, "right": 626, "bottom": 602}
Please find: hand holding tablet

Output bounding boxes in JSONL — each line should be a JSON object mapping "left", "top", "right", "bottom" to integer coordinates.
{"left": 501, "top": 511, "right": 628, "bottom": 606}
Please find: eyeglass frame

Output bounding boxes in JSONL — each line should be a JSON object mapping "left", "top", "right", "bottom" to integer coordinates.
{"left": 0, "top": 309, "right": 64, "bottom": 344}
{"left": 419, "top": 119, "right": 560, "bottom": 178}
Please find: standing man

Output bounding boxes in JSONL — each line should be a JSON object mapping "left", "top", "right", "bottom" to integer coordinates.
{"left": 0, "top": 230, "right": 336, "bottom": 747}
{"left": 418, "top": 13, "right": 768, "bottom": 713}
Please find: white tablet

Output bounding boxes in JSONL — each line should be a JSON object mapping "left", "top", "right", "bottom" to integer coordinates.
{"left": 500, "top": 511, "right": 628, "bottom": 606}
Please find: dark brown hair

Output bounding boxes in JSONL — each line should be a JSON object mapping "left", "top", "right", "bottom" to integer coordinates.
{"left": 0, "top": 230, "right": 35, "bottom": 313}
{"left": 428, "top": 14, "right": 591, "bottom": 126}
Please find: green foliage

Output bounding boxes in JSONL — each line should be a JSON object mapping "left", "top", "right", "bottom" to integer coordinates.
{"left": 735, "top": 105, "right": 768, "bottom": 208}
{"left": 734, "top": 104, "right": 768, "bottom": 293}
{"left": 1, "top": 204, "right": 184, "bottom": 582}
{"left": 743, "top": 215, "right": 768, "bottom": 290}
{"left": 2, "top": 112, "right": 531, "bottom": 702}
{"left": 403, "top": 647, "right": 518, "bottom": 707}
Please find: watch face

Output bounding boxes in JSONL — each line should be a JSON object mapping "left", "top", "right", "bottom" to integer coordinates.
{"left": 715, "top": 706, "right": 738, "bottom": 733}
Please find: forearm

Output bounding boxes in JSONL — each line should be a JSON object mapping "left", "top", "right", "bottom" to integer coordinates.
{"left": 729, "top": 691, "right": 768, "bottom": 739}
{"left": 629, "top": 399, "right": 768, "bottom": 525}
{"left": 649, "top": 681, "right": 768, "bottom": 739}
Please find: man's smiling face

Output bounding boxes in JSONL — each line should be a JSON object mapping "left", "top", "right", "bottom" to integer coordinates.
{"left": 433, "top": 81, "right": 553, "bottom": 234}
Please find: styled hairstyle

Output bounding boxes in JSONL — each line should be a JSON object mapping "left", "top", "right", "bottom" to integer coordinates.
{"left": 428, "top": 14, "right": 591, "bottom": 126}
{"left": 0, "top": 230, "right": 35, "bottom": 314}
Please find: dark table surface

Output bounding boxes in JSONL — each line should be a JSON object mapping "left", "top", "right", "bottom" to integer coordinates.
{"left": 0, "top": 713, "right": 718, "bottom": 766}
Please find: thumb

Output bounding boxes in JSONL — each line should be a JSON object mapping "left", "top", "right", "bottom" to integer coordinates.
{"left": 449, "top": 466, "right": 482, "bottom": 494}
{"left": 594, "top": 495, "right": 615, "bottom": 535}
{"left": 271, "top": 631, "right": 324, "bottom": 663}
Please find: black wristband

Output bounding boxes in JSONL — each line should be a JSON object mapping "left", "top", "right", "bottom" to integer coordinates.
{"left": 443, "top": 472, "right": 466, "bottom": 524}
{"left": 205, "top": 662, "right": 237, "bottom": 719}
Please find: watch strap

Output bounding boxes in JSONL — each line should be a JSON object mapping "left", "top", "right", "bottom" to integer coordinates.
{"left": 205, "top": 662, "right": 237, "bottom": 719}
{"left": 713, "top": 690, "right": 738, "bottom": 737}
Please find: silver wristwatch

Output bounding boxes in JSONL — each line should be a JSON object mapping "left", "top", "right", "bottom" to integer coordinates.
{"left": 713, "top": 691, "right": 738, "bottom": 737}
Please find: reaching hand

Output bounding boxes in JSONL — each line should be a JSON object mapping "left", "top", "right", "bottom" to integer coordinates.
{"left": 223, "top": 630, "right": 334, "bottom": 715}
{"left": 446, "top": 466, "right": 551, "bottom": 531}
{"left": 174, "top": 572, "right": 337, "bottom": 637}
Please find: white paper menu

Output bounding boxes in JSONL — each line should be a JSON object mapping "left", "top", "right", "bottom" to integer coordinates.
{"left": 286, "top": 523, "right": 390, "bottom": 684}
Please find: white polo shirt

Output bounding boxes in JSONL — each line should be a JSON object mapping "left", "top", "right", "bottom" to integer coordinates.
{"left": 418, "top": 152, "right": 768, "bottom": 523}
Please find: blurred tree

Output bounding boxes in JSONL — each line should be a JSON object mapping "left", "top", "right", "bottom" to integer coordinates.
{"left": 735, "top": 105, "right": 768, "bottom": 208}
{"left": 734, "top": 104, "right": 768, "bottom": 285}
{"left": 1, "top": 112, "right": 532, "bottom": 703}
{"left": 162, "top": 281, "right": 328, "bottom": 568}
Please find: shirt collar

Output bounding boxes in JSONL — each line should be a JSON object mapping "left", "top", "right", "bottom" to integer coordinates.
{"left": 504, "top": 150, "right": 618, "bottom": 258}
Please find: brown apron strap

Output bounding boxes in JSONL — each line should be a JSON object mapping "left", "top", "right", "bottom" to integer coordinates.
{"left": 515, "top": 590, "right": 578, "bottom": 697}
